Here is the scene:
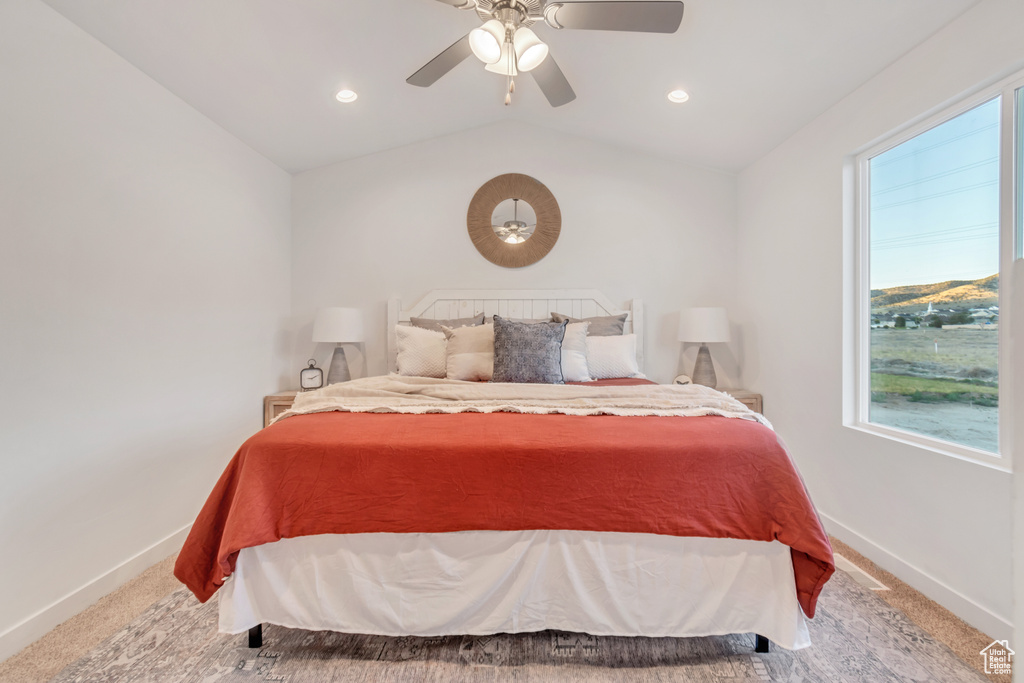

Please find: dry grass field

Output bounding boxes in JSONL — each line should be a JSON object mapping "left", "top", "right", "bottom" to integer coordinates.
{"left": 869, "top": 328, "right": 999, "bottom": 451}
{"left": 870, "top": 328, "right": 998, "bottom": 384}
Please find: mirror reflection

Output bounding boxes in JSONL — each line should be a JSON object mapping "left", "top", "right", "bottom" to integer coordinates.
{"left": 491, "top": 198, "right": 536, "bottom": 244}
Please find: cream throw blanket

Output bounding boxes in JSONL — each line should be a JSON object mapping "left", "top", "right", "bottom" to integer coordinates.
{"left": 275, "top": 375, "right": 771, "bottom": 428}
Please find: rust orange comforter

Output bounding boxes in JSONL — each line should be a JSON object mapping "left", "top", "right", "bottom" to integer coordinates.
{"left": 175, "top": 410, "right": 834, "bottom": 618}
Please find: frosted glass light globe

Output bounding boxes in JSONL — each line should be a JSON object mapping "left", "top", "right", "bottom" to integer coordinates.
{"left": 513, "top": 28, "right": 548, "bottom": 72}
{"left": 470, "top": 20, "right": 504, "bottom": 64}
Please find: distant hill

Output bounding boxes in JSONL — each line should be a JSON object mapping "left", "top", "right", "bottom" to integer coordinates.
{"left": 871, "top": 274, "right": 998, "bottom": 312}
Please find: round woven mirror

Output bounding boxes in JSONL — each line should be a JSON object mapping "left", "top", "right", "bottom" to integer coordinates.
{"left": 467, "top": 174, "right": 560, "bottom": 268}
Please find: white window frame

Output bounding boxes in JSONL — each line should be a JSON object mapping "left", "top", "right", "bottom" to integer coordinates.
{"left": 846, "top": 70, "right": 1023, "bottom": 472}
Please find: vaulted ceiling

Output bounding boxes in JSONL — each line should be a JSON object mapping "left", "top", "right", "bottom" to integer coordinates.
{"left": 41, "top": 0, "right": 980, "bottom": 173}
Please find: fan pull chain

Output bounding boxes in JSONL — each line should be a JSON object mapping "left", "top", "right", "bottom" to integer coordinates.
{"left": 503, "top": 33, "right": 516, "bottom": 107}
{"left": 505, "top": 37, "right": 514, "bottom": 106}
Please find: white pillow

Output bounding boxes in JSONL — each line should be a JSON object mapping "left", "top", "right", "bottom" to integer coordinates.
{"left": 586, "top": 334, "right": 643, "bottom": 380}
{"left": 561, "top": 322, "right": 591, "bottom": 382}
{"left": 443, "top": 323, "right": 494, "bottom": 381}
{"left": 395, "top": 325, "right": 447, "bottom": 378}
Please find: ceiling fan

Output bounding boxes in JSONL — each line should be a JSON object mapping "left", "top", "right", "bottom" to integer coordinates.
{"left": 408, "top": 0, "right": 684, "bottom": 107}
{"left": 493, "top": 198, "right": 535, "bottom": 243}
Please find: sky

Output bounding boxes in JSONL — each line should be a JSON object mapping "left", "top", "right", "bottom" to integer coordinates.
{"left": 869, "top": 96, "right": 1000, "bottom": 290}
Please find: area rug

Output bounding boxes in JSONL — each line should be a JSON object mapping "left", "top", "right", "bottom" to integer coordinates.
{"left": 49, "top": 571, "right": 988, "bottom": 682}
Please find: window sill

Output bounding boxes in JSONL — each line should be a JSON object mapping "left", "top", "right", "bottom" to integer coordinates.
{"left": 844, "top": 421, "right": 1010, "bottom": 473}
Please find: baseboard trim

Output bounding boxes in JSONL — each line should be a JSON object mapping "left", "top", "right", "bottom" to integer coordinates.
{"left": 0, "top": 524, "right": 190, "bottom": 663}
{"left": 821, "top": 513, "right": 1012, "bottom": 638}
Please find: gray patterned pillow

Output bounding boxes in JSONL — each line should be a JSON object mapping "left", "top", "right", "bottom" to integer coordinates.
{"left": 410, "top": 313, "right": 484, "bottom": 333}
{"left": 550, "top": 312, "right": 627, "bottom": 336}
{"left": 492, "top": 315, "right": 567, "bottom": 384}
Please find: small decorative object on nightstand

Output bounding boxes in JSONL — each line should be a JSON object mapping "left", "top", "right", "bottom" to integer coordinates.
{"left": 313, "top": 307, "right": 365, "bottom": 384}
{"left": 677, "top": 307, "right": 731, "bottom": 389}
{"left": 299, "top": 359, "right": 323, "bottom": 391}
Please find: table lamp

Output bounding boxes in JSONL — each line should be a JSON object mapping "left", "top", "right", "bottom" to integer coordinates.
{"left": 313, "top": 307, "right": 365, "bottom": 384}
{"left": 678, "top": 307, "right": 730, "bottom": 389}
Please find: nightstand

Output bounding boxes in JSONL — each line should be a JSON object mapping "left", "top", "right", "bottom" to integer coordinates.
{"left": 264, "top": 391, "right": 298, "bottom": 427}
{"left": 722, "top": 389, "right": 763, "bottom": 415}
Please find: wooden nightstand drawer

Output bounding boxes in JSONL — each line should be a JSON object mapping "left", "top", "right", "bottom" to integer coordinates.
{"left": 723, "top": 390, "right": 763, "bottom": 415}
{"left": 264, "top": 391, "right": 298, "bottom": 428}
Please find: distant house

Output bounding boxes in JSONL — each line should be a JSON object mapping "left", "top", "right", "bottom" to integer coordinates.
{"left": 871, "top": 313, "right": 896, "bottom": 328}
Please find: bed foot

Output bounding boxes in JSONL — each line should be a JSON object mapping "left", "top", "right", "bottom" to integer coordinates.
{"left": 248, "top": 624, "right": 263, "bottom": 648}
{"left": 754, "top": 634, "right": 770, "bottom": 653}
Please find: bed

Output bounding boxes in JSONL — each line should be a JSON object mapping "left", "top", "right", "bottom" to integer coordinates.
{"left": 174, "top": 289, "right": 834, "bottom": 654}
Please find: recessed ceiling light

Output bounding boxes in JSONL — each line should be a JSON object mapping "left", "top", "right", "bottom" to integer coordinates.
{"left": 667, "top": 89, "right": 689, "bottom": 103}
{"left": 336, "top": 89, "right": 358, "bottom": 103}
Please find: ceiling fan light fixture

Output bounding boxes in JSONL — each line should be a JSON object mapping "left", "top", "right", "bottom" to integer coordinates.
{"left": 513, "top": 27, "right": 548, "bottom": 72}
{"left": 469, "top": 19, "right": 505, "bottom": 64}
{"left": 484, "top": 41, "right": 518, "bottom": 75}
{"left": 409, "top": 0, "right": 684, "bottom": 107}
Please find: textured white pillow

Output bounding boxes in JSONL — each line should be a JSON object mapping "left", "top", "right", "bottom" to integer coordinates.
{"left": 395, "top": 325, "right": 447, "bottom": 378}
{"left": 586, "top": 334, "right": 643, "bottom": 379}
{"left": 443, "top": 323, "right": 494, "bottom": 381}
{"left": 560, "top": 322, "right": 591, "bottom": 382}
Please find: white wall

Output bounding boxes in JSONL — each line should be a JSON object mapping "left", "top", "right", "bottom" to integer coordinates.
{"left": 290, "top": 121, "right": 740, "bottom": 386}
{"left": 736, "top": 0, "right": 1022, "bottom": 637}
{"left": 0, "top": 0, "right": 292, "bottom": 660}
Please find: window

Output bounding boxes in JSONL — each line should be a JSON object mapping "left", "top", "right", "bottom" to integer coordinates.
{"left": 1017, "top": 85, "right": 1024, "bottom": 261}
{"left": 851, "top": 73, "right": 1023, "bottom": 468}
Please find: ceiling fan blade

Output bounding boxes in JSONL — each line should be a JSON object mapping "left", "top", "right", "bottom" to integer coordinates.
{"left": 545, "top": 1, "right": 684, "bottom": 33}
{"left": 530, "top": 55, "right": 576, "bottom": 107}
{"left": 407, "top": 34, "right": 473, "bottom": 87}
{"left": 434, "top": 0, "right": 477, "bottom": 8}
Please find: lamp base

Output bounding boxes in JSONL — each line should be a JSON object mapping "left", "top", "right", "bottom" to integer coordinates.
{"left": 326, "top": 345, "right": 351, "bottom": 385}
{"left": 691, "top": 343, "right": 717, "bottom": 389}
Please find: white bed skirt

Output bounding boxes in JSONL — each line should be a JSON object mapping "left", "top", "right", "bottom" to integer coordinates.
{"left": 219, "top": 530, "right": 811, "bottom": 650}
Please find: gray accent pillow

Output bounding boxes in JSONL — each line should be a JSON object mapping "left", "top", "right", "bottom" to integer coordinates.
{"left": 550, "top": 312, "right": 627, "bottom": 336}
{"left": 410, "top": 313, "right": 484, "bottom": 333}
{"left": 492, "top": 315, "right": 567, "bottom": 384}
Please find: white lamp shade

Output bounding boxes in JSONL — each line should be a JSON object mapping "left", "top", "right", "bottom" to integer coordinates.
{"left": 513, "top": 28, "right": 548, "bottom": 71}
{"left": 469, "top": 19, "right": 504, "bottom": 64}
{"left": 312, "top": 307, "right": 364, "bottom": 343}
{"left": 678, "top": 307, "right": 730, "bottom": 343}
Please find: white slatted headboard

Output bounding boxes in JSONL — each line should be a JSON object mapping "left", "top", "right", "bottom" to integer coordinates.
{"left": 387, "top": 289, "right": 643, "bottom": 374}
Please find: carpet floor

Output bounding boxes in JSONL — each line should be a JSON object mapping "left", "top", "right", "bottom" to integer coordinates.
{"left": 35, "top": 569, "right": 996, "bottom": 681}
{"left": 0, "top": 538, "right": 1006, "bottom": 682}
{"left": 828, "top": 537, "right": 1009, "bottom": 682}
